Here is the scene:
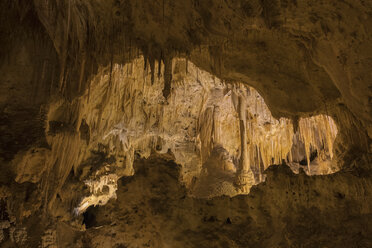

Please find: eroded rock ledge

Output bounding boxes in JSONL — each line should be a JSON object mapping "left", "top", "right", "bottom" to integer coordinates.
{"left": 63, "top": 154, "right": 372, "bottom": 247}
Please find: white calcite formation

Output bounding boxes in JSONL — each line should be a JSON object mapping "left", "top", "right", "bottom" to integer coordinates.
{"left": 74, "top": 57, "right": 338, "bottom": 213}
{"left": 298, "top": 115, "right": 338, "bottom": 171}
{"left": 74, "top": 173, "right": 118, "bottom": 215}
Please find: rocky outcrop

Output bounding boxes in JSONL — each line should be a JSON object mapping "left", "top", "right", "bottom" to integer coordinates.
{"left": 76, "top": 154, "right": 372, "bottom": 248}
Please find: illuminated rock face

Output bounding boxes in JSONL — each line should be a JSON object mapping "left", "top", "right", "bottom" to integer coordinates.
{"left": 71, "top": 57, "right": 338, "bottom": 212}
{"left": 74, "top": 173, "right": 118, "bottom": 215}
{"left": 0, "top": 1, "right": 371, "bottom": 247}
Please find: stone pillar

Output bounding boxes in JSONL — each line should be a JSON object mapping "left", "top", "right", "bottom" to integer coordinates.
{"left": 235, "top": 87, "right": 255, "bottom": 192}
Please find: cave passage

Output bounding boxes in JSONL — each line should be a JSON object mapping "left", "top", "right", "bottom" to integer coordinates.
{"left": 1, "top": 1, "right": 371, "bottom": 247}
{"left": 74, "top": 57, "right": 339, "bottom": 214}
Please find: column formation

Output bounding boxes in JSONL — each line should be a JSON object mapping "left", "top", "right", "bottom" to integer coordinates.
{"left": 235, "top": 87, "right": 255, "bottom": 192}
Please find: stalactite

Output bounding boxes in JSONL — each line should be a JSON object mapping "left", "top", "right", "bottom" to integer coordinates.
{"left": 163, "top": 55, "right": 172, "bottom": 99}
{"left": 298, "top": 115, "right": 338, "bottom": 173}
{"left": 59, "top": 0, "right": 71, "bottom": 93}
{"left": 69, "top": 56, "right": 340, "bottom": 212}
{"left": 158, "top": 59, "right": 162, "bottom": 78}
{"left": 199, "top": 107, "right": 214, "bottom": 163}
{"left": 213, "top": 106, "right": 221, "bottom": 145}
{"left": 143, "top": 53, "right": 148, "bottom": 71}
{"left": 78, "top": 55, "right": 86, "bottom": 93}
{"left": 109, "top": 50, "right": 114, "bottom": 87}
{"left": 149, "top": 57, "right": 155, "bottom": 84}
{"left": 186, "top": 58, "right": 189, "bottom": 74}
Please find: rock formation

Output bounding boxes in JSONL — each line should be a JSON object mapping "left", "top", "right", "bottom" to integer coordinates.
{"left": 0, "top": 0, "right": 371, "bottom": 247}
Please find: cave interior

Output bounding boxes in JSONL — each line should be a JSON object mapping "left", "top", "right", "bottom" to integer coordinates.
{"left": 0, "top": 0, "right": 371, "bottom": 247}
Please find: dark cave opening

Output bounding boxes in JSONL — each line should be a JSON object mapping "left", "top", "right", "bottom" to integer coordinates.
{"left": 82, "top": 206, "right": 98, "bottom": 229}
{"left": 299, "top": 150, "right": 318, "bottom": 166}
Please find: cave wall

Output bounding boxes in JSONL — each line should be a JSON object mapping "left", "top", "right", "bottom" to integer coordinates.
{"left": 77, "top": 154, "right": 372, "bottom": 248}
{"left": 0, "top": 0, "right": 371, "bottom": 247}
{"left": 4, "top": 0, "right": 370, "bottom": 124}
{"left": 1, "top": 0, "right": 370, "bottom": 167}
{"left": 26, "top": 0, "right": 372, "bottom": 131}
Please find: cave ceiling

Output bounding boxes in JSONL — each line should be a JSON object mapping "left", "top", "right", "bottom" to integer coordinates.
{"left": 0, "top": 0, "right": 371, "bottom": 247}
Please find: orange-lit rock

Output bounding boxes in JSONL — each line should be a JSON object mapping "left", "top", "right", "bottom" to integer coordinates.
{"left": 0, "top": 1, "right": 371, "bottom": 247}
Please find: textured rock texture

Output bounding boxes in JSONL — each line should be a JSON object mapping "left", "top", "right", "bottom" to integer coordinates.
{"left": 78, "top": 154, "right": 372, "bottom": 248}
{"left": 22, "top": 0, "right": 372, "bottom": 138}
{"left": 0, "top": 0, "right": 371, "bottom": 247}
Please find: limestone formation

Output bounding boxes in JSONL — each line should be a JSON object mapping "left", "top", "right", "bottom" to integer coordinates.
{"left": 0, "top": 1, "right": 371, "bottom": 247}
